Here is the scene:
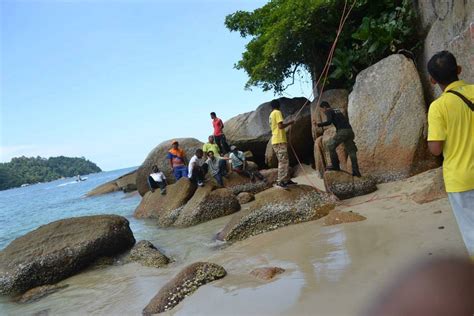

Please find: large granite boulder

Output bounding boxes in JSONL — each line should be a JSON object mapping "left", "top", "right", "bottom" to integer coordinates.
{"left": 348, "top": 54, "right": 430, "bottom": 182}
{"left": 225, "top": 97, "right": 310, "bottom": 166}
{"left": 217, "top": 185, "right": 335, "bottom": 242}
{"left": 323, "top": 171, "right": 377, "bottom": 200}
{"left": 173, "top": 186, "right": 240, "bottom": 228}
{"left": 223, "top": 171, "right": 273, "bottom": 196}
{"left": 128, "top": 240, "right": 170, "bottom": 268}
{"left": 134, "top": 177, "right": 196, "bottom": 220}
{"left": 136, "top": 138, "right": 203, "bottom": 196}
{"left": 311, "top": 89, "right": 349, "bottom": 140}
{"left": 87, "top": 169, "right": 137, "bottom": 196}
{"left": 0, "top": 215, "right": 135, "bottom": 295}
{"left": 417, "top": 0, "right": 474, "bottom": 101}
{"left": 142, "top": 262, "right": 226, "bottom": 315}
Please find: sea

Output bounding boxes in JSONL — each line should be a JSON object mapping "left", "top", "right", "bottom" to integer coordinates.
{"left": 0, "top": 167, "right": 228, "bottom": 315}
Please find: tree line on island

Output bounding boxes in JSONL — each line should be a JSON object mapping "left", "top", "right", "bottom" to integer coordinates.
{"left": 0, "top": 156, "right": 102, "bottom": 190}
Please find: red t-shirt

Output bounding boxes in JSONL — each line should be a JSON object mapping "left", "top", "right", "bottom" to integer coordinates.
{"left": 213, "top": 118, "right": 224, "bottom": 136}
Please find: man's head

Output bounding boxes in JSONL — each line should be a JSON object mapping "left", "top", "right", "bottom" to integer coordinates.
{"left": 152, "top": 165, "right": 159, "bottom": 173}
{"left": 270, "top": 99, "right": 280, "bottom": 110}
{"left": 208, "top": 135, "right": 215, "bottom": 143}
{"left": 319, "top": 101, "right": 331, "bottom": 113}
{"left": 171, "top": 140, "right": 179, "bottom": 149}
{"left": 207, "top": 150, "right": 215, "bottom": 160}
{"left": 195, "top": 148, "right": 204, "bottom": 159}
{"left": 427, "top": 51, "right": 461, "bottom": 86}
{"left": 230, "top": 145, "right": 238, "bottom": 153}
{"left": 210, "top": 112, "right": 217, "bottom": 119}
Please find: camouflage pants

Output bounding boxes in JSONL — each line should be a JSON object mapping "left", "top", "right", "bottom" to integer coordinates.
{"left": 272, "top": 143, "right": 290, "bottom": 183}
{"left": 327, "top": 128, "right": 359, "bottom": 172}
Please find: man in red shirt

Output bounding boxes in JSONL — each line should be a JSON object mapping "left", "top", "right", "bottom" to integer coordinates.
{"left": 210, "top": 112, "right": 230, "bottom": 154}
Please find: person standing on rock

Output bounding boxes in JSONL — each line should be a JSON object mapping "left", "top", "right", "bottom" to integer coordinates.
{"left": 167, "top": 140, "right": 188, "bottom": 181}
{"left": 202, "top": 135, "right": 221, "bottom": 158}
{"left": 427, "top": 50, "right": 474, "bottom": 257}
{"left": 206, "top": 150, "right": 228, "bottom": 187}
{"left": 269, "top": 99, "right": 297, "bottom": 189}
{"left": 211, "top": 112, "right": 230, "bottom": 155}
{"left": 317, "top": 101, "right": 362, "bottom": 177}
{"left": 188, "top": 149, "right": 207, "bottom": 187}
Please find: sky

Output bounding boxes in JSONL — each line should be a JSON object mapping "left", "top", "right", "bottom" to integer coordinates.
{"left": 1, "top": 0, "right": 312, "bottom": 171}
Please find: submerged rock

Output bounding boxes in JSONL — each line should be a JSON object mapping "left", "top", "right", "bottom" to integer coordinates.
{"left": 14, "top": 284, "right": 69, "bottom": 303}
{"left": 142, "top": 262, "right": 226, "bottom": 315}
{"left": 323, "top": 210, "right": 367, "bottom": 226}
{"left": 323, "top": 171, "right": 377, "bottom": 200}
{"left": 128, "top": 240, "right": 170, "bottom": 268}
{"left": 217, "top": 185, "right": 335, "bottom": 242}
{"left": 250, "top": 267, "right": 285, "bottom": 281}
{"left": 0, "top": 215, "right": 135, "bottom": 295}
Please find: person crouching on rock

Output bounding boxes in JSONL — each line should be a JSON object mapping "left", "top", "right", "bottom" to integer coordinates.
{"left": 188, "top": 149, "right": 208, "bottom": 187}
{"left": 148, "top": 165, "right": 167, "bottom": 195}
{"left": 206, "top": 150, "right": 228, "bottom": 187}
{"left": 229, "top": 145, "right": 265, "bottom": 182}
{"left": 317, "top": 101, "right": 362, "bottom": 177}
{"left": 167, "top": 140, "right": 188, "bottom": 180}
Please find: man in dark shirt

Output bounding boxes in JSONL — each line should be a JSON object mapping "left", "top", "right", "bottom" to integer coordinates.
{"left": 317, "top": 101, "right": 361, "bottom": 177}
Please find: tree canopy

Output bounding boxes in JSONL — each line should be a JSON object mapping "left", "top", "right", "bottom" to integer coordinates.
{"left": 0, "top": 156, "right": 102, "bottom": 190}
{"left": 225, "top": 0, "right": 419, "bottom": 93}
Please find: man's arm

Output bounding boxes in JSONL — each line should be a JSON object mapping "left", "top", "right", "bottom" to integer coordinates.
{"left": 428, "top": 141, "right": 443, "bottom": 156}
{"left": 278, "top": 120, "right": 295, "bottom": 129}
{"left": 317, "top": 110, "right": 333, "bottom": 127}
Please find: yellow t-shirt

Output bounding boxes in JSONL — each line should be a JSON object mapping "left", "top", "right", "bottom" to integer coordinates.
{"left": 269, "top": 109, "right": 287, "bottom": 144}
{"left": 202, "top": 143, "right": 221, "bottom": 158}
{"left": 428, "top": 80, "right": 474, "bottom": 192}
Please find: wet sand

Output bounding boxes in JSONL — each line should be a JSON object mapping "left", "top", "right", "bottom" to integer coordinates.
{"left": 1, "top": 169, "right": 467, "bottom": 316}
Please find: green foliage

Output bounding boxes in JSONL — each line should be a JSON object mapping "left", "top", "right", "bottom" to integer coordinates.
{"left": 225, "top": 0, "right": 419, "bottom": 93}
{"left": 0, "top": 156, "right": 102, "bottom": 191}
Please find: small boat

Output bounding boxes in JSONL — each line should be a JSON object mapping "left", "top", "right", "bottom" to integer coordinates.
{"left": 20, "top": 183, "right": 30, "bottom": 187}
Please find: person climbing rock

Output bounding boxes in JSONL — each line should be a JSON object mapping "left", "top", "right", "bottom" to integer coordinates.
{"left": 317, "top": 101, "right": 361, "bottom": 177}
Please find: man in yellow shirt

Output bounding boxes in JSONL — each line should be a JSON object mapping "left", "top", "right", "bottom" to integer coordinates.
{"left": 269, "top": 100, "right": 295, "bottom": 189}
{"left": 427, "top": 51, "right": 474, "bottom": 256}
{"left": 202, "top": 135, "right": 221, "bottom": 158}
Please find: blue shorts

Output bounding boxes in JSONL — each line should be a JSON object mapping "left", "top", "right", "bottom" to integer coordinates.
{"left": 173, "top": 165, "right": 188, "bottom": 180}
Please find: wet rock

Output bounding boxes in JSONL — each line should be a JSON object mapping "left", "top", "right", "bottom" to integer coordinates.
{"left": 323, "top": 171, "right": 377, "bottom": 200}
{"left": 128, "top": 240, "right": 170, "bottom": 268}
{"left": 136, "top": 138, "right": 203, "bottom": 196}
{"left": 87, "top": 169, "right": 138, "bottom": 196}
{"left": 134, "top": 177, "right": 196, "bottom": 219}
{"left": 14, "top": 284, "right": 69, "bottom": 303}
{"left": 224, "top": 172, "right": 272, "bottom": 196}
{"left": 142, "top": 262, "right": 226, "bottom": 315}
{"left": 217, "top": 185, "right": 335, "bottom": 242}
{"left": 323, "top": 210, "right": 366, "bottom": 226}
{"left": 237, "top": 192, "right": 255, "bottom": 204}
{"left": 0, "top": 215, "right": 135, "bottom": 295}
{"left": 407, "top": 167, "right": 447, "bottom": 204}
{"left": 173, "top": 187, "right": 240, "bottom": 228}
{"left": 250, "top": 267, "right": 285, "bottom": 281}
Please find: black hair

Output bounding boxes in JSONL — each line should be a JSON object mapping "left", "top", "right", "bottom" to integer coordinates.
{"left": 210, "top": 112, "right": 216, "bottom": 117}
{"left": 319, "top": 101, "right": 331, "bottom": 108}
{"left": 270, "top": 99, "right": 280, "bottom": 109}
{"left": 152, "top": 165, "right": 158, "bottom": 172}
{"left": 196, "top": 149, "right": 203, "bottom": 155}
{"left": 427, "top": 51, "right": 459, "bottom": 85}
{"left": 207, "top": 150, "right": 214, "bottom": 156}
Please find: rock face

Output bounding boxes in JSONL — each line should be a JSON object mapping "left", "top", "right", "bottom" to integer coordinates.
{"left": 348, "top": 54, "right": 429, "bottom": 182}
{"left": 136, "top": 138, "right": 203, "bottom": 196}
{"left": 417, "top": 0, "right": 474, "bottom": 101}
{"left": 134, "top": 177, "right": 196, "bottom": 220}
{"left": 87, "top": 170, "right": 138, "bottom": 196}
{"left": 407, "top": 167, "right": 447, "bottom": 204}
{"left": 237, "top": 192, "right": 255, "bottom": 204}
{"left": 323, "top": 171, "right": 377, "bottom": 200}
{"left": 250, "top": 267, "right": 285, "bottom": 281}
{"left": 225, "top": 97, "right": 310, "bottom": 166}
{"left": 142, "top": 262, "right": 226, "bottom": 315}
{"left": 323, "top": 210, "right": 367, "bottom": 226}
{"left": 224, "top": 171, "right": 273, "bottom": 196}
{"left": 128, "top": 240, "right": 170, "bottom": 268}
{"left": 0, "top": 215, "right": 135, "bottom": 295}
{"left": 217, "top": 185, "right": 335, "bottom": 242}
{"left": 173, "top": 187, "right": 240, "bottom": 228}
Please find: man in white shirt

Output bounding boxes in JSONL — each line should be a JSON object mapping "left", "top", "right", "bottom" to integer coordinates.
{"left": 148, "top": 165, "right": 167, "bottom": 195}
{"left": 188, "top": 149, "right": 208, "bottom": 187}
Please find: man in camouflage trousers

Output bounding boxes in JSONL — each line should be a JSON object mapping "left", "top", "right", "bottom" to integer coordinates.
{"left": 317, "top": 101, "right": 361, "bottom": 177}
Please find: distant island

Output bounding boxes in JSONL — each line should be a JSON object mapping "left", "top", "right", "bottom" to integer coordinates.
{"left": 0, "top": 156, "right": 102, "bottom": 190}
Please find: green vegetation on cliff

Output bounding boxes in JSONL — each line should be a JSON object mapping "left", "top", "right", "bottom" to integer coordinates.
{"left": 225, "top": 0, "right": 419, "bottom": 92}
{"left": 0, "top": 156, "right": 102, "bottom": 190}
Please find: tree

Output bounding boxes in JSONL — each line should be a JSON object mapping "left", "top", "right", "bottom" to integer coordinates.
{"left": 225, "top": 0, "right": 419, "bottom": 94}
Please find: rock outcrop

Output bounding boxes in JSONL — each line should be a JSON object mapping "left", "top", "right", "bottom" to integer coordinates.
{"left": 0, "top": 215, "right": 135, "bottom": 295}
{"left": 87, "top": 169, "right": 138, "bottom": 196}
{"left": 323, "top": 171, "right": 377, "bottom": 200}
{"left": 348, "top": 54, "right": 430, "bottom": 182}
{"left": 136, "top": 138, "right": 203, "bottom": 196}
{"left": 237, "top": 192, "right": 254, "bottom": 204}
{"left": 128, "top": 240, "right": 170, "bottom": 268}
{"left": 14, "top": 284, "right": 69, "bottom": 303}
{"left": 217, "top": 185, "right": 335, "bottom": 242}
{"left": 250, "top": 267, "right": 285, "bottom": 281}
{"left": 134, "top": 177, "right": 196, "bottom": 220}
{"left": 406, "top": 167, "right": 447, "bottom": 204}
{"left": 225, "top": 97, "right": 309, "bottom": 166}
{"left": 173, "top": 186, "right": 240, "bottom": 228}
{"left": 142, "top": 262, "right": 226, "bottom": 315}
{"left": 323, "top": 210, "right": 367, "bottom": 226}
